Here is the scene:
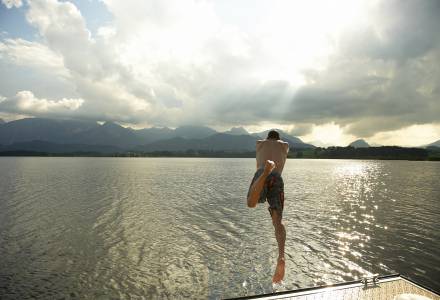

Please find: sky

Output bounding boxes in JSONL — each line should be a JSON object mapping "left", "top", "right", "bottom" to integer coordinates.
{"left": 0, "top": 0, "right": 439, "bottom": 146}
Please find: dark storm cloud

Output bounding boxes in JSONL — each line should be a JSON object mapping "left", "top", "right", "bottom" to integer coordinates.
{"left": 346, "top": 0, "right": 440, "bottom": 61}
{"left": 190, "top": 0, "right": 440, "bottom": 135}
{"left": 209, "top": 80, "right": 292, "bottom": 124}
{"left": 285, "top": 49, "right": 440, "bottom": 137}
{"left": 287, "top": 123, "right": 313, "bottom": 136}
{"left": 274, "top": 0, "right": 440, "bottom": 137}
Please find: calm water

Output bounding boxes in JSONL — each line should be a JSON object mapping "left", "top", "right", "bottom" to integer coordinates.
{"left": 0, "top": 157, "right": 439, "bottom": 299}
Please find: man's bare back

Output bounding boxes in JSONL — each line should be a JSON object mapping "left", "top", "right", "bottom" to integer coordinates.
{"left": 256, "top": 139, "right": 289, "bottom": 174}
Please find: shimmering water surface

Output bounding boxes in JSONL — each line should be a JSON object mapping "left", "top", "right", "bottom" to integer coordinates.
{"left": 0, "top": 157, "right": 439, "bottom": 299}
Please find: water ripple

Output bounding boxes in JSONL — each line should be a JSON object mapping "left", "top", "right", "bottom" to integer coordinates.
{"left": 0, "top": 157, "right": 439, "bottom": 299}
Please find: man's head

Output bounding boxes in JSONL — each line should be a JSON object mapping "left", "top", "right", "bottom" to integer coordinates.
{"left": 267, "top": 130, "right": 280, "bottom": 140}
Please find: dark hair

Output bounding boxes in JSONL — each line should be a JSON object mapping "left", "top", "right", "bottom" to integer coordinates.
{"left": 267, "top": 130, "right": 280, "bottom": 140}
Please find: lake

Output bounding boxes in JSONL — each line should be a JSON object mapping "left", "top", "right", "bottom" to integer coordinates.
{"left": 0, "top": 157, "right": 439, "bottom": 299}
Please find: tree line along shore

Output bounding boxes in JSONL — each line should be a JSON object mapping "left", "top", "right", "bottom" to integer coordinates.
{"left": 1, "top": 146, "right": 439, "bottom": 161}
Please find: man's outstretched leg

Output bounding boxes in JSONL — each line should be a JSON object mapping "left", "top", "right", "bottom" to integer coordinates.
{"left": 271, "top": 209, "right": 286, "bottom": 283}
{"left": 247, "top": 160, "right": 275, "bottom": 208}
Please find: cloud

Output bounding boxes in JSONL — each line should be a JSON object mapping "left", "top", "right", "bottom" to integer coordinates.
{"left": 0, "top": 38, "right": 68, "bottom": 76}
{"left": 2, "top": 0, "right": 22, "bottom": 9}
{"left": 0, "top": 91, "right": 84, "bottom": 116}
{"left": 25, "top": 0, "right": 97, "bottom": 77}
{"left": 288, "top": 124, "right": 313, "bottom": 137}
{"left": 279, "top": 0, "right": 440, "bottom": 137}
{"left": 0, "top": 0, "right": 439, "bottom": 141}
{"left": 20, "top": 0, "right": 153, "bottom": 122}
{"left": 341, "top": 0, "right": 440, "bottom": 62}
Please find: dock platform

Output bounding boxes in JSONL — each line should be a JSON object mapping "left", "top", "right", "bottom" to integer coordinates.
{"left": 227, "top": 274, "right": 440, "bottom": 300}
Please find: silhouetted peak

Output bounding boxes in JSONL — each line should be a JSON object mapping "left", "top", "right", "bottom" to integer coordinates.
{"left": 349, "top": 139, "right": 370, "bottom": 148}
{"left": 224, "top": 127, "right": 248, "bottom": 135}
{"left": 427, "top": 139, "right": 440, "bottom": 147}
{"left": 175, "top": 125, "right": 215, "bottom": 131}
{"left": 102, "top": 121, "right": 122, "bottom": 129}
{"left": 174, "top": 125, "right": 217, "bottom": 139}
{"left": 0, "top": 118, "right": 5, "bottom": 125}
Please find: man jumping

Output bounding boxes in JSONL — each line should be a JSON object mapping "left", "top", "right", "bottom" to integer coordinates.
{"left": 247, "top": 130, "right": 289, "bottom": 284}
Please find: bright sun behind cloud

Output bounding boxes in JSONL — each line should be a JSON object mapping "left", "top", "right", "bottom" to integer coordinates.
{"left": 304, "top": 123, "right": 356, "bottom": 147}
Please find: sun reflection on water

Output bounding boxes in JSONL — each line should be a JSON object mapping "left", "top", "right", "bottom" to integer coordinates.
{"left": 324, "top": 161, "right": 388, "bottom": 282}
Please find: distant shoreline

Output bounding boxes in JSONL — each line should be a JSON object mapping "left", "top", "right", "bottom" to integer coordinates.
{"left": 1, "top": 146, "right": 439, "bottom": 161}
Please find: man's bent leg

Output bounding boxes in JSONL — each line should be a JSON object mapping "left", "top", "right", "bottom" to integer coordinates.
{"left": 247, "top": 160, "right": 275, "bottom": 208}
{"left": 270, "top": 208, "right": 286, "bottom": 283}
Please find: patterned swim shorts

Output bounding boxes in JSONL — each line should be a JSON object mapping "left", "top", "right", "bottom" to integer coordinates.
{"left": 247, "top": 168, "right": 285, "bottom": 216}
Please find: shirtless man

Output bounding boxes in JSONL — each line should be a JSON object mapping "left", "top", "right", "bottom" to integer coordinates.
{"left": 247, "top": 130, "right": 289, "bottom": 284}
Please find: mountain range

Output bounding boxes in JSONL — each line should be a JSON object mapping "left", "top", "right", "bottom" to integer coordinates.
{"left": 0, "top": 118, "right": 314, "bottom": 153}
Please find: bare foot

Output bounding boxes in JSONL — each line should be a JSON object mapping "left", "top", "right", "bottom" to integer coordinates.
{"left": 264, "top": 160, "right": 276, "bottom": 175}
{"left": 272, "top": 257, "right": 285, "bottom": 283}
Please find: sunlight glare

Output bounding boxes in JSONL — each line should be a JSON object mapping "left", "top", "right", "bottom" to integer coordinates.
{"left": 305, "top": 123, "right": 356, "bottom": 146}
{"left": 252, "top": 0, "right": 367, "bottom": 84}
